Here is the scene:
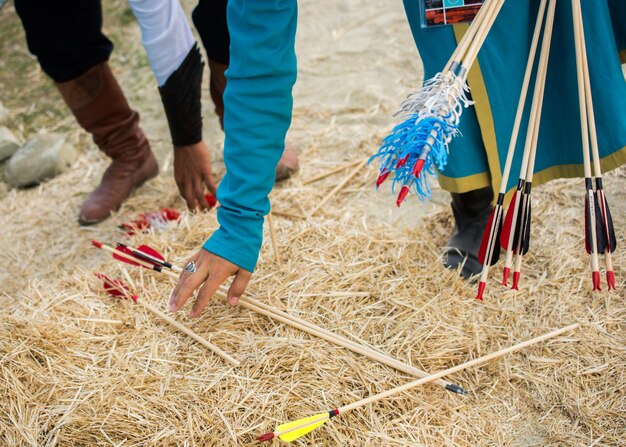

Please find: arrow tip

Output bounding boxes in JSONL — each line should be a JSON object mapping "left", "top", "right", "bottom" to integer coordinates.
{"left": 396, "top": 185, "right": 410, "bottom": 207}
{"left": 592, "top": 271, "right": 601, "bottom": 291}
{"left": 256, "top": 432, "right": 275, "bottom": 442}
{"left": 92, "top": 240, "right": 103, "bottom": 249}
{"left": 606, "top": 271, "right": 616, "bottom": 290}
{"left": 512, "top": 272, "right": 520, "bottom": 290}
{"left": 502, "top": 267, "right": 511, "bottom": 286}
{"left": 475, "top": 281, "right": 486, "bottom": 300}
{"left": 412, "top": 158, "right": 425, "bottom": 177}
{"left": 445, "top": 384, "right": 468, "bottom": 395}
{"left": 376, "top": 171, "right": 390, "bottom": 188}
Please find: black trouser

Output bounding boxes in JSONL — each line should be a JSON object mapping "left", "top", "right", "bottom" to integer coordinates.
{"left": 15, "top": 0, "right": 231, "bottom": 79}
{"left": 14, "top": 0, "right": 113, "bottom": 83}
{"left": 193, "top": 0, "right": 230, "bottom": 65}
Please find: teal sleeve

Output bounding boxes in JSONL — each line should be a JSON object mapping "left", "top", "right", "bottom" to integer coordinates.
{"left": 203, "top": 0, "right": 298, "bottom": 272}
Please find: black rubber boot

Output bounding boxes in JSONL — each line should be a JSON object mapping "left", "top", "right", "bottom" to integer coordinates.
{"left": 444, "top": 186, "right": 494, "bottom": 279}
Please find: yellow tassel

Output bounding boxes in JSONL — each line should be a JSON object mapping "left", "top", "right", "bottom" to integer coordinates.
{"left": 277, "top": 413, "right": 329, "bottom": 442}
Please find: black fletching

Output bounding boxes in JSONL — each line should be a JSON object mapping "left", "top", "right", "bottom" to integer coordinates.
{"left": 520, "top": 199, "right": 531, "bottom": 255}
{"left": 490, "top": 216, "right": 503, "bottom": 265}
{"left": 584, "top": 194, "right": 592, "bottom": 254}
{"left": 605, "top": 200, "right": 617, "bottom": 252}
{"left": 512, "top": 194, "right": 527, "bottom": 254}
{"left": 593, "top": 193, "right": 607, "bottom": 253}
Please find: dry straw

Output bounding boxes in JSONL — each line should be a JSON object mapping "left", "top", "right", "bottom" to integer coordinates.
{"left": 1, "top": 159, "right": 624, "bottom": 445}
{"left": 0, "top": 0, "right": 625, "bottom": 444}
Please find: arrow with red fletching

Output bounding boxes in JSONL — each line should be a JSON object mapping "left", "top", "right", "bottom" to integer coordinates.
{"left": 91, "top": 241, "right": 468, "bottom": 394}
{"left": 94, "top": 272, "right": 240, "bottom": 366}
{"left": 572, "top": 0, "right": 606, "bottom": 291}
{"left": 574, "top": 3, "right": 617, "bottom": 291}
{"left": 498, "top": 0, "right": 556, "bottom": 292}
{"left": 474, "top": 0, "right": 551, "bottom": 300}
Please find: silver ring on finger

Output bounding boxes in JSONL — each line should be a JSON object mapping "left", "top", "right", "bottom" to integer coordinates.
{"left": 184, "top": 261, "right": 197, "bottom": 273}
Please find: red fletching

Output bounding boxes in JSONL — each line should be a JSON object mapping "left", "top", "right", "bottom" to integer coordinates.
{"left": 606, "top": 271, "right": 616, "bottom": 290}
{"left": 119, "top": 208, "right": 181, "bottom": 235}
{"left": 376, "top": 171, "right": 391, "bottom": 188}
{"left": 502, "top": 267, "right": 511, "bottom": 286}
{"left": 475, "top": 281, "right": 486, "bottom": 301}
{"left": 161, "top": 208, "right": 181, "bottom": 221}
{"left": 592, "top": 271, "right": 601, "bottom": 291}
{"left": 112, "top": 245, "right": 142, "bottom": 267}
{"left": 256, "top": 433, "right": 275, "bottom": 442}
{"left": 412, "top": 158, "right": 425, "bottom": 177}
{"left": 119, "top": 215, "right": 150, "bottom": 236}
{"left": 500, "top": 191, "right": 517, "bottom": 250}
{"left": 396, "top": 185, "right": 410, "bottom": 207}
{"left": 395, "top": 154, "right": 409, "bottom": 169}
{"left": 95, "top": 273, "right": 138, "bottom": 302}
{"left": 137, "top": 244, "right": 165, "bottom": 262}
{"left": 478, "top": 208, "right": 497, "bottom": 264}
{"left": 512, "top": 271, "right": 521, "bottom": 290}
{"left": 204, "top": 193, "right": 217, "bottom": 209}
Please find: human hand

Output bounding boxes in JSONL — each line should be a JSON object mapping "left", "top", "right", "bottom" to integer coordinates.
{"left": 174, "top": 141, "right": 217, "bottom": 210}
{"left": 169, "top": 248, "right": 252, "bottom": 317}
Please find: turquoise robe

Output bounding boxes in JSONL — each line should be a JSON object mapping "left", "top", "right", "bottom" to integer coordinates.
{"left": 204, "top": 0, "right": 297, "bottom": 272}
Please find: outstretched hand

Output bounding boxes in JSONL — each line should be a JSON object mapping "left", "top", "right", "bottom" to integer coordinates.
{"left": 174, "top": 141, "right": 217, "bottom": 210}
{"left": 169, "top": 248, "right": 252, "bottom": 317}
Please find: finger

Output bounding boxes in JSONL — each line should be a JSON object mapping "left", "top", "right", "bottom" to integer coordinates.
{"left": 170, "top": 255, "right": 207, "bottom": 313}
{"left": 183, "top": 182, "right": 198, "bottom": 210}
{"left": 189, "top": 269, "right": 229, "bottom": 318}
{"left": 226, "top": 269, "right": 252, "bottom": 306}
{"left": 171, "top": 252, "right": 199, "bottom": 298}
{"left": 203, "top": 171, "right": 217, "bottom": 196}
{"left": 194, "top": 177, "right": 210, "bottom": 210}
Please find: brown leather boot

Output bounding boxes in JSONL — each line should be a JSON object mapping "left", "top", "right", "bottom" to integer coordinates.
{"left": 56, "top": 62, "right": 159, "bottom": 225}
{"left": 208, "top": 58, "right": 299, "bottom": 181}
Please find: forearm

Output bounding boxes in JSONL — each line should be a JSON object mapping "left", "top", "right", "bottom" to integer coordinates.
{"left": 129, "top": 0, "right": 203, "bottom": 147}
{"left": 203, "top": 0, "right": 298, "bottom": 272}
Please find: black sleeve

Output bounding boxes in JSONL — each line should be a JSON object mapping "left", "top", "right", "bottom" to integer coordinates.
{"left": 158, "top": 43, "right": 204, "bottom": 147}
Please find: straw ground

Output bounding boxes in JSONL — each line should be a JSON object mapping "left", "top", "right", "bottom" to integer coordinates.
{"left": 1, "top": 1, "right": 624, "bottom": 446}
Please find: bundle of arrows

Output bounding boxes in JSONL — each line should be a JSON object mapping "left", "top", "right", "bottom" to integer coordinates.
{"left": 256, "top": 323, "right": 579, "bottom": 443}
{"left": 371, "top": 0, "right": 506, "bottom": 206}
{"left": 475, "top": 0, "right": 617, "bottom": 300}
{"left": 91, "top": 240, "right": 468, "bottom": 395}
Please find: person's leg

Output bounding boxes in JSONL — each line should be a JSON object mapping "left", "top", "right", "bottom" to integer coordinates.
{"left": 14, "top": 0, "right": 158, "bottom": 224}
{"left": 192, "top": 0, "right": 298, "bottom": 181}
{"left": 445, "top": 187, "right": 493, "bottom": 279}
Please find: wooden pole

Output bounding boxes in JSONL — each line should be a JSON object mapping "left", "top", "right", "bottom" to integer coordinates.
{"left": 302, "top": 159, "right": 364, "bottom": 185}
{"left": 229, "top": 294, "right": 458, "bottom": 391}
{"left": 137, "top": 299, "right": 240, "bottom": 366}
{"left": 267, "top": 210, "right": 281, "bottom": 264}
{"left": 576, "top": 3, "right": 614, "bottom": 280}
{"left": 95, "top": 242, "right": 463, "bottom": 391}
{"left": 476, "top": 0, "right": 549, "bottom": 292}
{"left": 273, "top": 323, "right": 580, "bottom": 439}
{"left": 571, "top": 0, "right": 601, "bottom": 282}
{"left": 308, "top": 159, "right": 367, "bottom": 217}
{"left": 503, "top": 0, "right": 557, "bottom": 281}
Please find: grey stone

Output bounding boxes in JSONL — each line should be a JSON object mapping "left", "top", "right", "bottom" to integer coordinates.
{"left": 0, "top": 101, "right": 9, "bottom": 126}
{"left": 5, "top": 133, "right": 78, "bottom": 187}
{"left": 0, "top": 127, "right": 20, "bottom": 161}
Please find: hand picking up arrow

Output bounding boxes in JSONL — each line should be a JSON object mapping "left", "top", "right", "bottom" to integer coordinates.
{"left": 91, "top": 240, "right": 468, "bottom": 395}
